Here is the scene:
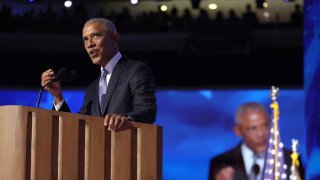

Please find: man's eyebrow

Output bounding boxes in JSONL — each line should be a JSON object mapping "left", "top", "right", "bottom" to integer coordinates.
{"left": 82, "top": 31, "right": 102, "bottom": 40}
{"left": 92, "top": 32, "right": 102, "bottom": 35}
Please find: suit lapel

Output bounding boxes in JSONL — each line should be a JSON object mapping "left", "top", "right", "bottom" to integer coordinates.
{"left": 233, "top": 144, "right": 249, "bottom": 180}
{"left": 91, "top": 79, "right": 101, "bottom": 116}
{"left": 101, "top": 57, "right": 127, "bottom": 115}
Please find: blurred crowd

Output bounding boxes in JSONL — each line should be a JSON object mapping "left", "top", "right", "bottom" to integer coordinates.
{"left": 0, "top": 3, "right": 303, "bottom": 34}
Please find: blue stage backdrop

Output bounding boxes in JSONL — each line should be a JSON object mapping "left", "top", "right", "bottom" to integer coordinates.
{"left": 0, "top": 89, "right": 305, "bottom": 180}
{"left": 305, "top": 0, "right": 320, "bottom": 179}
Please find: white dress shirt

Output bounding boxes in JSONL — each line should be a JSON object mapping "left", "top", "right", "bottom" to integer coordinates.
{"left": 241, "top": 143, "right": 265, "bottom": 180}
{"left": 100, "top": 51, "right": 122, "bottom": 87}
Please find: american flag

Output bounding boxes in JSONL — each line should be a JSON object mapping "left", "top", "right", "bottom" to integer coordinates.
{"left": 262, "top": 90, "right": 289, "bottom": 180}
{"left": 262, "top": 115, "right": 288, "bottom": 180}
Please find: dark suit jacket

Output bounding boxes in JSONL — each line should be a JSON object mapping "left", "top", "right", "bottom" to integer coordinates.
{"left": 208, "top": 143, "right": 304, "bottom": 180}
{"left": 59, "top": 56, "right": 157, "bottom": 124}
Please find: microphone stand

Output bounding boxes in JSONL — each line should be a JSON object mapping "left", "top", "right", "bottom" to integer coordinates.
{"left": 36, "top": 88, "right": 43, "bottom": 108}
{"left": 36, "top": 78, "right": 57, "bottom": 108}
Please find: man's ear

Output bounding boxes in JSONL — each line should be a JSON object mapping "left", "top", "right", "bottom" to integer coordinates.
{"left": 233, "top": 125, "right": 242, "bottom": 137}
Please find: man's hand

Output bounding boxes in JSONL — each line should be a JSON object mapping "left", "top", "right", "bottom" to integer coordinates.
{"left": 104, "top": 114, "right": 133, "bottom": 131}
{"left": 215, "top": 166, "right": 235, "bottom": 180}
{"left": 41, "top": 69, "right": 63, "bottom": 104}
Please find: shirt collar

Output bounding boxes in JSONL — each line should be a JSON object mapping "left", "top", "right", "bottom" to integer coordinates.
{"left": 241, "top": 143, "right": 256, "bottom": 175}
{"left": 101, "top": 51, "right": 122, "bottom": 74}
{"left": 241, "top": 143, "right": 265, "bottom": 178}
{"left": 242, "top": 143, "right": 255, "bottom": 158}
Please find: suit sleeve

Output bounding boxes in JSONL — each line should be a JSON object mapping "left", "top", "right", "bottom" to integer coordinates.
{"left": 52, "top": 101, "right": 71, "bottom": 112}
{"left": 208, "top": 157, "right": 229, "bottom": 180}
{"left": 127, "top": 63, "right": 157, "bottom": 124}
{"left": 208, "top": 157, "right": 233, "bottom": 180}
{"left": 79, "top": 94, "right": 89, "bottom": 115}
{"left": 79, "top": 88, "right": 91, "bottom": 115}
{"left": 51, "top": 88, "right": 92, "bottom": 115}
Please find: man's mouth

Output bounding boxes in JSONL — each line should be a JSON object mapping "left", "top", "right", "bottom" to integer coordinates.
{"left": 89, "top": 49, "right": 99, "bottom": 57}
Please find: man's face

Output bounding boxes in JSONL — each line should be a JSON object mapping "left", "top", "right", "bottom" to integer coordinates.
{"left": 82, "top": 21, "right": 117, "bottom": 67}
{"left": 234, "top": 111, "right": 269, "bottom": 153}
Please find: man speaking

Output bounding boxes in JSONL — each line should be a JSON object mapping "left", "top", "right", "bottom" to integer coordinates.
{"left": 41, "top": 18, "right": 157, "bottom": 131}
{"left": 208, "top": 102, "right": 304, "bottom": 180}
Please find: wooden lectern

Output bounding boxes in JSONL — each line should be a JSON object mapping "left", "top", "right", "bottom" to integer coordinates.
{"left": 0, "top": 106, "right": 162, "bottom": 180}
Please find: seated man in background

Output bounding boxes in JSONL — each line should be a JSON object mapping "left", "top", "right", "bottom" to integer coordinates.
{"left": 208, "top": 102, "right": 304, "bottom": 180}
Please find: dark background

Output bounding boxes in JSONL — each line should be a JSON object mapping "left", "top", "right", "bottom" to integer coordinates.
{"left": 0, "top": 0, "right": 303, "bottom": 89}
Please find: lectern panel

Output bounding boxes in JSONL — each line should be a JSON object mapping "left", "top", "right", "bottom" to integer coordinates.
{"left": 0, "top": 106, "right": 162, "bottom": 180}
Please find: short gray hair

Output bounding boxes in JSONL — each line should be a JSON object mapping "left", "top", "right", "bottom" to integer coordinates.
{"left": 84, "top": 18, "right": 117, "bottom": 33}
{"left": 235, "top": 102, "right": 269, "bottom": 124}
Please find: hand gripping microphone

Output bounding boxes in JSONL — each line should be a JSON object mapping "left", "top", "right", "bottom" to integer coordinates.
{"left": 36, "top": 67, "right": 77, "bottom": 108}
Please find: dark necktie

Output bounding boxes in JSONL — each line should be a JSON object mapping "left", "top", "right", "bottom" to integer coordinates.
{"left": 249, "top": 153, "right": 260, "bottom": 180}
{"left": 99, "top": 69, "right": 108, "bottom": 114}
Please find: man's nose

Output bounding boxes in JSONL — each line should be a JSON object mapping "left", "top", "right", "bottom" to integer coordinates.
{"left": 87, "top": 38, "right": 95, "bottom": 48}
{"left": 256, "top": 127, "right": 265, "bottom": 137}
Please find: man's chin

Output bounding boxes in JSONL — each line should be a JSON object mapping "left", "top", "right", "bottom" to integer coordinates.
{"left": 256, "top": 145, "right": 267, "bottom": 153}
{"left": 91, "top": 58, "right": 101, "bottom": 65}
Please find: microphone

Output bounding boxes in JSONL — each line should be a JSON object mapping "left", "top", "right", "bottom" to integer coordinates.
{"left": 36, "top": 67, "right": 77, "bottom": 108}
{"left": 54, "top": 67, "right": 77, "bottom": 82}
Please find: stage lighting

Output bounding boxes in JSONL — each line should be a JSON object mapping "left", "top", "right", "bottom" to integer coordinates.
{"left": 64, "top": 0, "right": 72, "bottom": 8}
{"left": 263, "top": 2, "right": 268, "bottom": 8}
{"left": 160, "top": 5, "right": 168, "bottom": 12}
{"left": 208, "top": 3, "right": 218, "bottom": 10}
{"left": 130, "top": 0, "right": 139, "bottom": 5}
{"left": 263, "top": 11, "right": 270, "bottom": 18}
